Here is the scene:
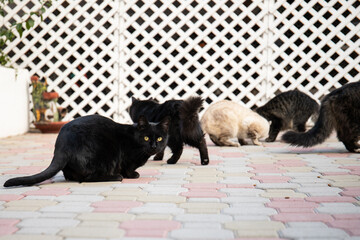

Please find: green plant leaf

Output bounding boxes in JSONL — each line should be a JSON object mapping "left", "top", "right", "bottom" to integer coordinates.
{"left": 16, "top": 23, "right": 23, "bottom": 38}
{"left": 26, "top": 18, "right": 35, "bottom": 30}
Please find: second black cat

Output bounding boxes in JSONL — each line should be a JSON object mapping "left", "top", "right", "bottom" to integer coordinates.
{"left": 256, "top": 90, "right": 319, "bottom": 142}
{"left": 129, "top": 96, "right": 209, "bottom": 165}
{"left": 4, "top": 115, "right": 170, "bottom": 187}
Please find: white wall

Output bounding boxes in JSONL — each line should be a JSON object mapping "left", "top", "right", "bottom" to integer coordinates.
{"left": 0, "top": 66, "right": 30, "bottom": 138}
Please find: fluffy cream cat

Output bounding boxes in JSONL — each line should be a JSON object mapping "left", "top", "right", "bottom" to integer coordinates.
{"left": 201, "top": 100, "right": 269, "bottom": 147}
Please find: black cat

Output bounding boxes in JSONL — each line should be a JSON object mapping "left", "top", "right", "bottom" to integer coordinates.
{"left": 282, "top": 82, "right": 360, "bottom": 153}
{"left": 256, "top": 90, "right": 319, "bottom": 142}
{"left": 129, "top": 96, "right": 209, "bottom": 165}
{"left": 4, "top": 115, "right": 170, "bottom": 187}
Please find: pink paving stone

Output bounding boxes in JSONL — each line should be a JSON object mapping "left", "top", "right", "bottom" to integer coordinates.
{"left": 321, "top": 153, "right": 350, "bottom": 158}
{"left": 122, "top": 177, "right": 157, "bottom": 184}
{"left": 333, "top": 214, "right": 360, "bottom": 220}
{"left": 120, "top": 220, "right": 181, "bottom": 230}
{"left": 348, "top": 229, "right": 360, "bottom": 236}
{"left": 0, "top": 194, "right": 24, "bottom": 201}
{"left": 251, "top": 176, "right": 291, "bottom": 183}
{"left": 271, "top": 213, "right": 334, "bottom": 222}
{"left": 180, "top": 191, "right": 227, "bottom": 198}
{"left": 0, "top": 219, "right": 19, "bottom": 237}
{"left": 0, "top": 226, "right": 18, "bottom": 236}
{"left": 0, "top": 219, "right": 20, "bottom": 226}
{"left": 92, "top": 201, "right": 143, "bottom": 212}
{"left": 328, "top": 219, "right": 360, "bottom": 230}
{"left": 183, "top": 183, "right": 227, "bottom": 189}
{"left": 23, "top": 187, "right": 70, "bottom": 196}
{"left": 340, "top": 187, "right": 360, "bottom": 197}
{"left": 305, "top": 196, "right": 356, "bottom": 203}
{"left": 277, "top": 208, "right": 314, "bottom": 213}
{"left": 226, "top": 184, "right": 255, "bottom": 188}
{"left": 4, "top": 166, "right": 46, "bottom": 174}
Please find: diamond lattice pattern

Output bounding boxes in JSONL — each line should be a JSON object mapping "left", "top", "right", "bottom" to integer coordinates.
{"left": 2, "top": 0, "right": 359, "bottom": 123}
{"left": 2, "top": 0, "right": 119, "bottom": 120}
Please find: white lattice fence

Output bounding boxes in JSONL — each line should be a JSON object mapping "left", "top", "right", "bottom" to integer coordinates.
{"left": 268, "top": 0, "right": 360, "bottom": 100}
{"left": 2, "top": 0, "right": 119, "bottom": 120}
{"left": 2, "top": 0, "right": 359, "bottom": 123}
{"left": 119, "top": 0, "right": 270, "bottom": 122}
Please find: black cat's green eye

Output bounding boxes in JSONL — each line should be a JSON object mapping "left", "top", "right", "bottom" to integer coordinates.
{"left": 144, "top": 136, "right": 149, "bottom": 141}
{"left": 157, "top": 137, "right": 163, "bottom": 142}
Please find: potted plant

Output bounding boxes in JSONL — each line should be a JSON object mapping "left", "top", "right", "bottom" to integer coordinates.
{"left": 0, "top": 0, "right": 53, "bottom": 138}
{"left": 31, "top": 75, "right": 68, "bottom": 133}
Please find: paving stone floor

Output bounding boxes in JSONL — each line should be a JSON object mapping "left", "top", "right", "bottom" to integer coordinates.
{"left": 0, "top": 133, "right": 359, "bottom": 240}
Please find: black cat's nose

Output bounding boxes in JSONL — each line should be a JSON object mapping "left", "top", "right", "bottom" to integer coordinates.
{"left": 151, "top": 143, "right": 157, "bottom": 149}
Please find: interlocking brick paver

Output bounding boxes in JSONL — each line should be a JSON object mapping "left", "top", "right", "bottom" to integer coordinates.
{"left": 59, "top": 227, "right": 125, "bottom": 238}
{"left": 170, "top": 229, "right": 234, "bottom": 239}
{"left": 1, "top": 133, "right": 360, "bottom": 239}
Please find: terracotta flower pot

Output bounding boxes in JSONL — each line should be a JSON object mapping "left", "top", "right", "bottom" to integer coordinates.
{"left": 34, "top": 121, "right": 69, "bottom": 133}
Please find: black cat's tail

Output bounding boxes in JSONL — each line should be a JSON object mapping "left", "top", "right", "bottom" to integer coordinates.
{"left": 179, "top": 96, "right": 209, "bottom": 165}
{"left": 3, "top": 155, "right": 66, "bottom": 187}
{"left": 179, "top": 96, "right": 203, "bottom": 136}
{"left": 282, "top": 100, "right": 334, "bottom": 147}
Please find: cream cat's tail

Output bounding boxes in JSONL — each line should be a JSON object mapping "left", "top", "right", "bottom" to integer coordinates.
{"left": 282, "top": 100, "right": 334, "bottom": 147}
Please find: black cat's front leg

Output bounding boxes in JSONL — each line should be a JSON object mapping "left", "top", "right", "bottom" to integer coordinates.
{"left": 153, "top": 149, "right": 164, "bottom": 161}
{"left": 167, "top": 141, "right": 183, "bottom": 164}
{"left": 198, "top": 137, "right": 209, "bottom": 165}
{"left": 266, "top": 118, "right": 282, "bottom": 142}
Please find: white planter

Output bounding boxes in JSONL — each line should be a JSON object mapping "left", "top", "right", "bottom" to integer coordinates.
{"left": 0, "top": 66, "right": 30, "bottom": 138}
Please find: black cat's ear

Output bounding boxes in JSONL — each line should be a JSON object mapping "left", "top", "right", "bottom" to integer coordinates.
{"left": 159, "top": 116, "right": 171, "bottom": 132}
{"left": 132, "top": 97, "right": 138, "bottom": 103}
{"left": 137, "top": 115, "right": 149, "bottom": 130}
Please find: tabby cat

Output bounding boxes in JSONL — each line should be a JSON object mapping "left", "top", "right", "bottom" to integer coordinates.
{"left": 282, "top": 82, "right": 360, "bottom": 153}
{"left": 4, "top": 114, "right": 170, "bottom": 187}
{"left": 256, "top": 90, "right": 319, "bottom": 142}
{"left": 129, "top": 96, "right": 209, "bottom": 165}
{"left": 201, "top": 100, "right": 269, "bottom": 146}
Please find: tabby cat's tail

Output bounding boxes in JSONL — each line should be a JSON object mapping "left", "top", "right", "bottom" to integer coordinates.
{"left": 3, "top": 156, "right": 66, "bottom": 187}
{"left": 281, "top": 101, "right": 334, "bottom": 147}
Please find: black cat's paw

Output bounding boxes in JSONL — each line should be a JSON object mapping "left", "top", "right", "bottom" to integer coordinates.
{"left": 153, "top": 151, "right": 164, "bottom": 161}
{"left": 201, "top": 159, "right": 209, "bottom": 165}
{"left": 126, "top": 171, "right": 140, "bottom": 179}
{"left": 153, "top": 154, "right": 163, "bottom": 161}
{"left": 265, "top": 137, "right": 275, "bottom": 142}
{"left": 167, "top": 158, "right": 178, "bottom": 164}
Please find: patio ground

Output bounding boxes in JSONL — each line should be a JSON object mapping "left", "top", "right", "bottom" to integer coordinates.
{"left": 0, "top": 132, "right": 359, "bottom": 240}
